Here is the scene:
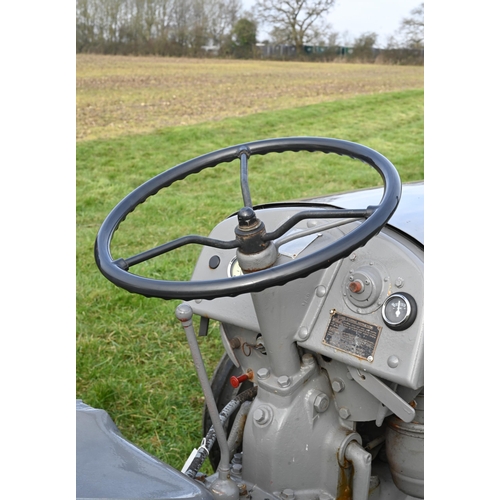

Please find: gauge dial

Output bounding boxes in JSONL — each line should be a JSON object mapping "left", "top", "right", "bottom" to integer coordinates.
{"left": 228, "top": 256, "right": 244, "bottom": 277}
{"left": 382, "top": 293, "right": 417, "bottom": 331}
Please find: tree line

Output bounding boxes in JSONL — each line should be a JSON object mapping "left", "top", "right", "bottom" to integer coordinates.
{"left": 76, "top": 0, "right": 424, "bottom": 64}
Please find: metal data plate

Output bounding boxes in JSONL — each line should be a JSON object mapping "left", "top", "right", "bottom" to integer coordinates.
{"left": 323, "top": 311, "right": 382, "bottom": 360}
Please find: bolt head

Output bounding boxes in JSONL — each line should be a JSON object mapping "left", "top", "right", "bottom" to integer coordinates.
{"left": 313, "top": 393, "right": 330, "bottom": 413}
{"left": 257, "top": 367, "right": 270, "bottom": 380}
{"left": 339, "top": 407, "right": 351, "bottom": 419}
{"left": 332, "top": 378, "right": 345, "bottom": 393}
{"left": 281, "top": 489, "right": 295, "bottom": 500}
{"left": 253, "top": 408, "right": 266, "bottom": 423}
{"left": 302, "top": 353, "right": 315, "bottom": 366}
{"left": 277, "top": 375, "right": 291, "bottom": 388}
{"left": 231, "top": 463, "right": 243, "bottom": 475}
{"left": 253, "top": 406, "right": 272, "bottom": 425}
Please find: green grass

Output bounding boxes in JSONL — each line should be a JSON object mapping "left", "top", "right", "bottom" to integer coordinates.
{"left": 76, "top": 89, "right": 423, "bottom": 471}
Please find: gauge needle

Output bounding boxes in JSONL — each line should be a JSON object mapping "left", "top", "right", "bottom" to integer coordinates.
{"left": 395, "top": 301, "right": 401, "bottom": 317}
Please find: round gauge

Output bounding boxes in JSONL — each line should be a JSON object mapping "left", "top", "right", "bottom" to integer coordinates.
{"left": 228, "top": 256, "right": 244, "bottom": 277}
{"left": 382, "top": 293, "right": 417, "bottom": 331}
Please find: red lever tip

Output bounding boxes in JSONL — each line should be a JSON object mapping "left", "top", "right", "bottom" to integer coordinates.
{"left": 230, "top": 374, "right": 249, "bottom": 388}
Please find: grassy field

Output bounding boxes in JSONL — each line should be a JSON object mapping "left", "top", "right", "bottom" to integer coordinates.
{"left": 77, "top": 54, "right": 423, "bottom": 141}
{"left": 76, "top": 55, "right": 423, "bottom": 472}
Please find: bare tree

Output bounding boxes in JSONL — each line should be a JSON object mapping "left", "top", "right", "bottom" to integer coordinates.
{"left": 398, "top": 3, "right": 424, "bottom": 49}
{"left": 254, "top": 0, "right": 335, "bottom": 52}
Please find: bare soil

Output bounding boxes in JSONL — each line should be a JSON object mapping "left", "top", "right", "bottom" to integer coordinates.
{"left": 76, "top": 54, "right": 424, "bottom": 141}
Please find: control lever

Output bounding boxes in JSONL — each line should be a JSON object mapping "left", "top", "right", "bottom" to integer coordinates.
{"left": 347, "top": 365, "right": 415, "bottom": 424}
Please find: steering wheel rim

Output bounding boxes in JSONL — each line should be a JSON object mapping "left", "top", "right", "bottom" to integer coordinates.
{"left": 95, "top": 137, "right": 401, "bottom": 300}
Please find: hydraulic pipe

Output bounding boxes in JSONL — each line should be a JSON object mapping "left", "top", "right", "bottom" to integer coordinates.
{"left": 345, "top": 441, "right": 372, "bottom": 500}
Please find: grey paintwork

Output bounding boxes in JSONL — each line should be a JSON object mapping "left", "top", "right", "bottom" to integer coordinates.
{"left": 309, "top": 181, "right": 424, "bottom": 246}
{"left": 76, "top": 400, "right": 214, "bottom": 500}
{"left": 78, "top": 181, "right": 424, "bottom": 500}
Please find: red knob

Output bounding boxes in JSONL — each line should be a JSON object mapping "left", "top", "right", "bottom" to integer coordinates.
{"left": 230, "top": 374, "right": 249, "bottom": 388}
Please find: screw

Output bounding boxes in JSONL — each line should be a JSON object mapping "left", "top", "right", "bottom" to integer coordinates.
{"left": 313, "top": 393, "right": 330, "bottom": 413}
{"left": 339, "top": 407, "right": 351, "bottom": 419}
{"left": 277, "top": 375, "right": 291, "bottom": 388}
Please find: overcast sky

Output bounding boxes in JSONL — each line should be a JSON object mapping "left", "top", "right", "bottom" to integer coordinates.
{"left": 242, "top": 0, "right": 421, "bottom": 46}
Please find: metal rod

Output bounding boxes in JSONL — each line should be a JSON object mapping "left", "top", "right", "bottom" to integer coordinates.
{"left": 239, "top": 152, "right": 253, "bottom": 208}
{"left": 175, "top": 304, "right": 232, "bottom": 475}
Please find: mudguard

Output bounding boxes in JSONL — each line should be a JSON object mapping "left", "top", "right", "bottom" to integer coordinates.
{"left": 76, "top": 400, "right": 214, "bottom": 500}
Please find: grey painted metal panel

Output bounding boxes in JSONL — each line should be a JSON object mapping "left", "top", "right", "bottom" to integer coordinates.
{"left": 312, "top": 182, "right": 424, "bottom": 245}
{"left": 76, "top": 400, "right": 214, "bottom": 500}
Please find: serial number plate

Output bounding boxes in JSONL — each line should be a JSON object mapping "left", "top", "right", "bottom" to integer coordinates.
{"left": 323, "top": 311, "right": 382, "bottom": 360}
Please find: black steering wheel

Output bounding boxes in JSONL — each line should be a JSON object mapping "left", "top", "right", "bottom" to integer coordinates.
{"left": 95, "top": 137, "right": 401, "bottom": 301}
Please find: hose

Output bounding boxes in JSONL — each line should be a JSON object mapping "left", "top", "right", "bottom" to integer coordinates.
{"left": 183, "top": 386, "right": 257, "bottom": 478}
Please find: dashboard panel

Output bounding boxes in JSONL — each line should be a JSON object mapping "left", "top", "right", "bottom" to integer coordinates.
{"left": 189, "top": 203, "right": 423, "bottom": 390}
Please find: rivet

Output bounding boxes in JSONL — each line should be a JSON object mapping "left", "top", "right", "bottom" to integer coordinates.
{"left": 298, "top": 326, "right": 309, "bottom": 340}
{"left": 387, "top": 355, "right": 399, "bottom": 368}
{"left": 316, "top": 285, "right": 326, "bottom": 297}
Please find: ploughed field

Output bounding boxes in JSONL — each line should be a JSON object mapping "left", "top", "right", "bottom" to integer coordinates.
{"left": 77, "top": 54, "right": 424, "bottom": 141}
